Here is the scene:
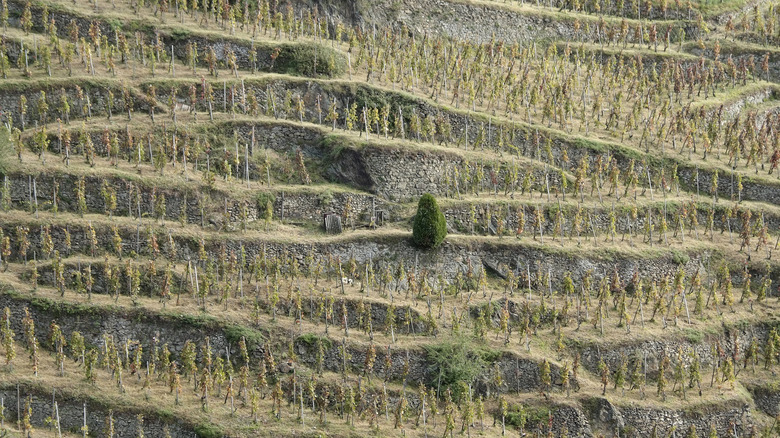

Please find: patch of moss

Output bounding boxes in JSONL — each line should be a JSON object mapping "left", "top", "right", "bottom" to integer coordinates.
{"left": 682, "top": 328, "right": 704, "bottom": 344}
{"left": 223, "top": 324, "right": 265, "bottom": 350}
{"left": 255, "top": 192, "right": 276, "bottom": 211}
{"left": 296, "top": 333, "right": 333, "bottom": 350}
{"left": 273, "top": 43, "right": 347, "bottom": 78}
{"left": 194, "top": 422, "right": 224, "bottom": 438}
{"left": 671, "top": 249, "right": 690, "bottom": 266}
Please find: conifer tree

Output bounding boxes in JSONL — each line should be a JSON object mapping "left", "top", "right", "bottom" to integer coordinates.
{"left": 412, "top": 194, "right": 447, "bottom": 248}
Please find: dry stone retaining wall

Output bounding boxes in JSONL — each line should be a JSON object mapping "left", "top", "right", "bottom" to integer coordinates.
{"left": 0, "top": 385, "right": 196, "bottom": 438}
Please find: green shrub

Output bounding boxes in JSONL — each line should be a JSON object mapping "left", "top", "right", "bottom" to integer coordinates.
{"left": 504, "top": 405, "right": 527, "bottom": 430}
{"left": 255, "top": 192, "right": 276, "bottom": 211}
{"left": 683, "top": 328, "right": 704, "bottom": 344}
{"left": 297, "top": 333, "right": 333, "bottom": 350}
{"left": 412, "top": 194, "right": 447, "bottom": 249}
{"left": 223, "top": 325, "right": 265, "bottom": 351}
{"left": 275, "top": 44, "right": 346, "bottom": 77}
{"left": 424, "top": 337, "right": 487, "bottom": 402}
{"left": 505, "top": 405, "right": 550, "bottom": 431}
{"left": 194, "top": 422, "right": 223, "bottom": 438}
{"left": 671, "top": 249, "right": 690, "bottom": 266}
{"left": 318, "top": 190, "right": 334, "bottom": 207}
{"left": 155, "top": 409, "right": 176, "bottom": 422}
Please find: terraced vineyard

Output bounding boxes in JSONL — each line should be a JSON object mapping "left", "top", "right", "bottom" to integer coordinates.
{"left": 0, "top": 0, "right": 779, "bottom": 436}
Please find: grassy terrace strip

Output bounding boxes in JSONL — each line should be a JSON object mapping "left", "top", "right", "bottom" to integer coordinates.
{"left": 554, "top": 40, "right": 702, "bottom": 64}
{"left": 687, "top": 81, "right": 780, "bottom": 113}
{"left": 0, "top": 208, "right": 723, "bottom": 270}
{"left": 6, "top": 163, "right": 780, "bottom": 239}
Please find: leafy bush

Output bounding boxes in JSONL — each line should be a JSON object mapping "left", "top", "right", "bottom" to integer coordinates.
{"left": 194, "top": 422, "right": 223, "bottom": 438}
{"left": 683, "top": 328, "right": 704, "bottom": 344}
{"left": 296, "top": 333, "right": 332, "bottom": 350}
{"left": 255, "top": 192, "right": 276, "bottom": 211}
{"left": 318, "top": 190, "right": 334, "bottom": 207}
{"left": 424, "top": 337, "right": 488, "bottom": 402}
{"left": 223, "top": 324, "right": 265, "bottom": 351}
{"left": 505, "top": 405, "right": 550, "bottom": 431}
{"left": 412, "top": 194, "right": 447, "bottom": 249}
{"left": 275, "top": 44, "right": 346, "bottom": 77}
{"left": 671, "top": 249, "right": 690, "bottom": 265}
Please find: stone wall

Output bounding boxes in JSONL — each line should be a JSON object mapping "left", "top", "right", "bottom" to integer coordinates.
{"left": 586, "top": 397, "right": 752, "bottom": 437}
{"left": 163, "top": 32, "right": 344, "bottom": 77}
{"left": 441, "top": 198, "right": 780, "bottom": 238}
{"left": 0, "top": 289, "right": 422, "bottom": 387}
{"left": 222, "top": 117, "right": 540, "bottom": 201}
{"left": 688, "top": 45, "right": 780, "bottom": 83}
{"left": 10, "top": 73, "right": 776, "bottom": 207}
{"left": 11, "top": 0, "right": 694, "bottom": 48}
{"left": 5, "top": 171, "right": 388, "bottom": 229}
{"left": 0, "top": 384, "right": 195, "bottom": 438}
{"left": 702, "top": 85, "right": 777, "bottom": 122}
{"left": 22, "top": 114, "right": 549, "bottom": 202}
{"left": 355, "top": 144, "right": 552, "bottom": 201}
{"left": 748, "top": 384, "right": 780, "bottom": 417}
{"left": 577, "top": 320, "right": 779, "bottom": 378}
{"left": 547, "top": 403, "right": 593, "bottom": 437}
{"left": 298, "top": 0, "right": 699, "bottom": 44}
{"left": 0, "top": 290, "right": 248, "bottom": 363}
{"left": 0, "top": 288, "right": 560, "bottom": 395}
